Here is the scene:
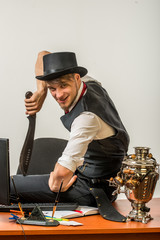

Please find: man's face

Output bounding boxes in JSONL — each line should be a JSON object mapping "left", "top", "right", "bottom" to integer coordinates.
{"left": 47, "top": 74, "right": 81, "bottom": 111}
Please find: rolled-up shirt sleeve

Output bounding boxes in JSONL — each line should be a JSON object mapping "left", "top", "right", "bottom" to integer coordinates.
{"left": 58, "top": 112, "right": 115, "bottom": 172}
{"left": 58, "top": 112, "right": 101, "bottom": 172}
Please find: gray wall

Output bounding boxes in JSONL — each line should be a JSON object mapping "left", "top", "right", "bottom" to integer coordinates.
{"left": 0, "top": 0, "right": 159, "bottom": 198}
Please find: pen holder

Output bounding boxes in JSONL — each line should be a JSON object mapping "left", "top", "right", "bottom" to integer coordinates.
{"left": 17, "top": 206, "right": 59, "bottom": 226}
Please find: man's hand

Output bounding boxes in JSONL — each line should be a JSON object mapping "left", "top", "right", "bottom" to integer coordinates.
{"left": 25, "top": 50, "right": 50, "bottom": 116}
{"left": 25, "top": 89, "right": 47, "bottom": 115}
{"left": 48, "top": 163, "right": 77, "bottom": 192}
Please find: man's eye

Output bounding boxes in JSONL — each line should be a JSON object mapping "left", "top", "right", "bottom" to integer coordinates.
{"left": 50, "top": 88, "right": 55, "bottom": 92}
{"left": 61, "top": 84, "right": 67, "bottom": 88}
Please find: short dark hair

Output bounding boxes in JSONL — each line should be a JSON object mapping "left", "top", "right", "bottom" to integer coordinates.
{"left": 47, "top": 73, "right": 76, "bottom": 84}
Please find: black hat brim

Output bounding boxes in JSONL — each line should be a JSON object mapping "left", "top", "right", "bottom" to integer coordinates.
{"left": 36, "top": 66, "right": 88, "bottom": 81}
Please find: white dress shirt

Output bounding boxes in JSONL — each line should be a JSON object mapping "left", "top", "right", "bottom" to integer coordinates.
{"left": 58, "top": 76, "right": 115, "bottom": 172}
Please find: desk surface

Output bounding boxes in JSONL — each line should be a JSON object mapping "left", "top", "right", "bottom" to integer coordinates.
{"left": 0, "top": 198, "right": 160, "bottom": 240}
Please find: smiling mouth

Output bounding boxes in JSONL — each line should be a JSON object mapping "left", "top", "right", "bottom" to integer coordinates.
{"left": 57, "top": 96, "right": 68, "bottom": 104}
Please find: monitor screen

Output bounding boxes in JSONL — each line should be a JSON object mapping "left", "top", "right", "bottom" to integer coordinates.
{"left": 0, "top": 138, "right": 10, "bottom": 205}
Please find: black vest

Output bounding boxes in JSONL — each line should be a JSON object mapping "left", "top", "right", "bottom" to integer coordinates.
{"left": 61, "top": 81, "right": 130, "bottom": 178}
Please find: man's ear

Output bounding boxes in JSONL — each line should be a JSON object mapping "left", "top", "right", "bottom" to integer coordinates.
{"left": 74, "top": 73, "right": 81, "bottom": 86}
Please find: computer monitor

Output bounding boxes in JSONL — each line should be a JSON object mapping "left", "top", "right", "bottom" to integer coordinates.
{"left": 0, "top": 138, "right": 10, "bottom": 205}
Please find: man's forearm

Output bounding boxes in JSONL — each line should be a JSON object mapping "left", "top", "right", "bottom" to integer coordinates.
{"left": 36, "top": 79, "right": 48, "bottom": 95}
{"left": 48, "top": 163, "right": 77, "bottom": 192}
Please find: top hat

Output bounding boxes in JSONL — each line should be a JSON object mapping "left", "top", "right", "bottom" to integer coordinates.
{"left": 36, "top": 52, "right": 88, "bottom": 81}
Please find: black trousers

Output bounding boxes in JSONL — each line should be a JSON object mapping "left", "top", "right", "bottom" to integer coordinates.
{"left": 10, "top": 172, "right": 116, "bottom": 206}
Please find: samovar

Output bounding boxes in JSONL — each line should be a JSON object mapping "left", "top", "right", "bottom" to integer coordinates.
{"left": 109, "top": 147, "right": 159, "bottom": 223}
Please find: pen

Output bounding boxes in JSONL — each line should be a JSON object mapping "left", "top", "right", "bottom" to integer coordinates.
{"left": 52, "top": 179, "right": 64, "bottom": 218}
{"left": 45, "top": 216, "right": 69, "bottom": 221}
{"left": 10, "top": 210, "right": 23, "bottom": 214}
{"left": 9, "top": 213, "right": 20, "bottom": 221}
{"left": 11, "top": 176, "right": 25, "bottom": 218}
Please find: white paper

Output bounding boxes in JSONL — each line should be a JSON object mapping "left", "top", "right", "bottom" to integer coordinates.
{"left": 60, "top": 220, "right": 83, "bottom": 226}
{"left": 43, "top": 210, "right": 75, "bottom": 218}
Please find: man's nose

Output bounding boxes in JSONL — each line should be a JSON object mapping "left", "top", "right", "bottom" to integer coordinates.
{"left": 56, "top": 88, "right": 64, "bottom": 99}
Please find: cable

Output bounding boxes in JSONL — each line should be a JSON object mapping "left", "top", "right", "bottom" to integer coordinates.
{"left": 19, "top": 221, "right": 27, "bottom": 240}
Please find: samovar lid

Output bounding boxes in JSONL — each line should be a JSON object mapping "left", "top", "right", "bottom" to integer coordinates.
{"left": 122, "top": 147, "right": 158, "bottom": 167}
{"left": 134, "top": 147, "right": 150, "bottom": 160}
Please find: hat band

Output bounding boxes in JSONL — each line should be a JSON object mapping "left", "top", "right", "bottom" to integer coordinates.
{"left": 44, "top": 66, "right": 79, "bottom": 75}
{"left": 44, "top": 66, "right": 77, "bottom": 75}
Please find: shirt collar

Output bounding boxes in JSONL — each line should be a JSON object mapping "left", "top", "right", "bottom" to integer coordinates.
{"left": 68, "top": 81, "right": 85, "bottom": 112}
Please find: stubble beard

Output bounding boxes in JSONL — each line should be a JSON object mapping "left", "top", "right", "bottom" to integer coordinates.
{"left": 59, "top": 80, "right": 79, "bottom": 111}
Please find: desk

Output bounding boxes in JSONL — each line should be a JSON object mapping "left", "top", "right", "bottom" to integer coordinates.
{"left": 0, "top": 198, "right": 160, "bottom": 240}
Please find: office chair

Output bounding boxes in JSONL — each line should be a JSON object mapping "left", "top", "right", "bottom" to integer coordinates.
{"left": 17, "top": 138, "right": 68, "bottom": 175}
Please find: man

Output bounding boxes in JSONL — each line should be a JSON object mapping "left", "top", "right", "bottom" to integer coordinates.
{"left": 11, "top": 51, "right": 129, "bottom": 221}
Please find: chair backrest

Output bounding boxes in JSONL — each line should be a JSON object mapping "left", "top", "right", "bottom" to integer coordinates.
{"left": 17, "top": 138, "right": 68, "bottom": 175}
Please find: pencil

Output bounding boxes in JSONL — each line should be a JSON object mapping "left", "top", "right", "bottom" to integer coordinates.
{"left": 52, "top": 179, "right": 63, "bottom": 218}
{"left": 45, "top": 216, "right": 69, "bottom": 221}
{"left": 10, "top": 210, "right": 22, "bottom": 214}
{"left": 11, "top": 176, "right": 25, "bottom": 218}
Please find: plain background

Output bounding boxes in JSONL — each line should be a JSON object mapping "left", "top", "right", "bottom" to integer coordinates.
{"left": 0, "top": 0, "right": 159, "bottom": 199}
